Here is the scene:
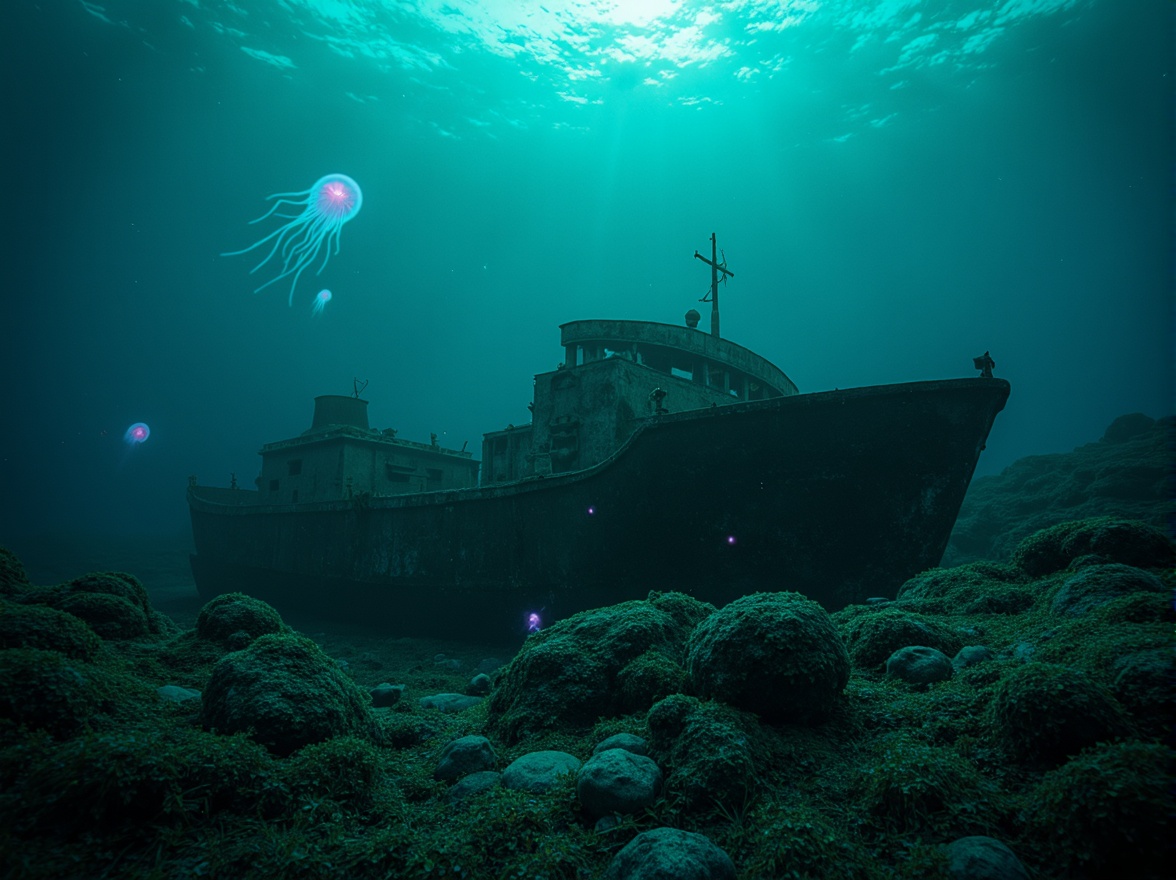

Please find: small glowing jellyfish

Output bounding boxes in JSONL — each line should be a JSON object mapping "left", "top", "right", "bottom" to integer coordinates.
{"left": 124, "top": 422, "right": 150, "bottom": 445}
{"left": 586, "top": 505, "right": 596, "bottom": 515}
{"left": 222, "top": 173, "right": 362, "bottom": 306}
{"left": 312, "top": 288, "right": 332, "bottom": 316}
{"left": 527, "top": 612, "right": 542, "bottom": 633}
{"left": 726, "top": 535, "right": 737, "bottom": 546}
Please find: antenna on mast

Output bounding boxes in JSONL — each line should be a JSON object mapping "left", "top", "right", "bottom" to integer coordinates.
{"left": 693, "top": 232, "right": 733, "bottom": 338}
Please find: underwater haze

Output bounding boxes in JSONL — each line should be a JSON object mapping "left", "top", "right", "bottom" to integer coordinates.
{"left": 1, "top": 0, "right": 1171, "bottom": 539}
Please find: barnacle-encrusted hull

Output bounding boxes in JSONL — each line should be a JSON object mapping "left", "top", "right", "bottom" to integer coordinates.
{"left": 188, "top": 377, "right": 1009, "bottom": 638}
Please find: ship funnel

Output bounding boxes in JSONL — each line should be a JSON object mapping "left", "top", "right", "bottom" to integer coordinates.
{"left": 311, "top": 395, "right": 370, "bottom": 431}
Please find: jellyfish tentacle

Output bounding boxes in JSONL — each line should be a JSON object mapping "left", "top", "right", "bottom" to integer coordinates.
{"left": 223, "top": 174, "right": 362, "bottom": 305}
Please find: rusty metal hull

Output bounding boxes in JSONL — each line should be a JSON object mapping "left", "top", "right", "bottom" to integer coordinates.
{"left": 188, "top": 378, "right": 1009, "bottom": 638}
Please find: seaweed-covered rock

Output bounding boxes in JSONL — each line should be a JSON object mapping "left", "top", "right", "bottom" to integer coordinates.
{"left": 1023, "top": 741, "right": 1174, "bottom": 879}
{"left": 1110, "top": 649, "right": 1176, "bottom": 739}
{"left": 687, "top": 592, "right": 848, "bottom": 725}
{"left": 1051, "top": 563, "right": 1165, "bottom": 616}
{"left": 605, "top": 826, "right": 736, "bottom": 880}
{"left": 615, "top": 649, "right": 687, "bottom": 715}
{"left": 195, "top": 592, "right": 285, "bottom": 645}
{"left": 1012, "top": 517, "right": 1175, "bottom": 577}
{"left": 56, "top": 592, "right": 150, "bottom": 640}
{"left": 0, "top": 722, "right": 274, "bottom": 838}
{"left": 200, "top": 632, "right": 376, "bottom": 756}
{"left": 486, "top": 593, "right": 708, "bottom": 744}
{"left": 647, "top": 694, "right": 758, "bottom": 814}
{"left": 66, "top": 572, "right": 152, "bottom": 619}
{"left": 987, "top": 663, "right": 1132, "bottom": 766}
{"left": 0, "top": 648, "right": 105, "bottom": 738}
{"left": 897, "top": 562, "right": 1029, "bottom": 603}
{"left": 837, "top": 607, "right": 962, "bottom": 673}
{"left": 1102, "top": 412, "right": 1157, "bottom": 443}
{"left": 858, "top": 733, "right": 997, "bottom": 835}
{"left": 0, "top": 548, "right": 30, "bottom": 595}
{"left": 282, "top": 735, "right": 390, "bottom": 813}
{"left": 946, "top": 417, "right": 1172, "bottom": 566}
{"left": 0, "top": 601, "right": 102, "bottom": 660}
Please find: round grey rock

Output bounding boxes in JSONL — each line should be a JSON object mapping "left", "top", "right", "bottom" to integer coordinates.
{"left": 593, "top": 733, "right": 649, "bottom": 756}
{"left": 447, "top": 770, "right": 501, "bottom": 804}
{"left": 501, "top": 750, "right": 581, "bottom": 793}
{"left": 467, "top": 673, "right": 492, "bottom": 696}
{"left": 157, "top": 685, "right": 201, "bottom": 703}
{"left": 419, "top": 693, "right": 482, "bottom": 713}
{"left": 434, "top": 734, "right": 498, "bottom": 781}
{"left": 370, "top": 683, "right": 404, "bottom": 708}
{"left": 886, "top": 645, "right": 954, "bottom": 684}
{"left": 952, "top": 645, "right": 994, "bottom": 671}
{"left": 946, "top": 836, "right": 1029, "bottom": 880}
{"left": 577, "top": 748, "right": 662, "bottom": 819}
{"left": 605, "top": 827, "right": 735, "bottom": 880}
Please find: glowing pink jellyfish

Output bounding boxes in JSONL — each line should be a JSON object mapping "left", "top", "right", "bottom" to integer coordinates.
{"left": 222, "top": 174, "right": 362, "bottom": 306}
{"left": 124, "top": 422, "right": 150, "bottom": 445}
{"left": 527, "top": 612, "right": 542, "bottom": 633}
{"left": 312, "top": 288, "right": 332, "bottom": 316}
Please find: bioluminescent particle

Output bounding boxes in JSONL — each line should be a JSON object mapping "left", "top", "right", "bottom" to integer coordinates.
{"left": 312, "top": 288, "right": 332, "bottom": 316}
{"left": 527, "top": 612, "right": 542, "bottom": 633}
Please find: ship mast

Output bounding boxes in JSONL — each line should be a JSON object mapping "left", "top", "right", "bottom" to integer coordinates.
{"left": 694, "top": 232, "right": 733, "bottom": 338}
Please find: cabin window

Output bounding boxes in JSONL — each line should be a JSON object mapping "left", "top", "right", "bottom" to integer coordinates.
{"left": 287, "top": 459, "right": 302, "bottom": 476}
{"left": 671, "top": 366, "right": 692, "bottom": 380}
{"left": 427, "top": 468, "right": 443, "bottom": 487}
{"left": 386, "top": 462, "right": 415, "bottom": 483}
{"left": 291, "top": 489, "right": 299, "bottom": 503}
{"left": 269, "top": 479, "right": 279, "bottom": 492}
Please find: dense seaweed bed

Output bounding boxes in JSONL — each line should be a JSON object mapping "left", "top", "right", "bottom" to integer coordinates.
{"left": 1, "top": 510, "right": 1172, "bottom": 879}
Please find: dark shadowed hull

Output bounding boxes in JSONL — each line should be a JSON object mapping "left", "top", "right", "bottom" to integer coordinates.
{"left": 188, "top": 378, "right": 1009, "bottom": 639}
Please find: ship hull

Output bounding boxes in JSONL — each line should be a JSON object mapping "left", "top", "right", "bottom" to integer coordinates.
{"left": 188, "top": 378, "right": 1009, "bottom": 639}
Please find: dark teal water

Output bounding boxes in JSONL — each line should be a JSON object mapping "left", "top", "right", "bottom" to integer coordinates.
{"left": 2, "top": 0, "right": 1171, "bottom": 537}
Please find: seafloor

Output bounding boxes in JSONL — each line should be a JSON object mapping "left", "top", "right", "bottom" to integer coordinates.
{"left": 0, "top": 415, "right": 1172, "bottom": 880}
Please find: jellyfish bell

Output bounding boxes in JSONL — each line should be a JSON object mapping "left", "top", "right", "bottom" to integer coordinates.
{"left": 223, "top": 173, "right": 363, "bottom": 306}
{"left": 312, "top": 288, "right": 332, "bottom": 316}
{"left": 124, "top": 422, "right": 150, "bottom": 445}
{"left": 527, "top": 612, "right": 542, "bottom": 633}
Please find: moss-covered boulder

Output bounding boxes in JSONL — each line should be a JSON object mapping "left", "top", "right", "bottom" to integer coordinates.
{"left": 686, "top": 592, "right": 849, "bottom": 725}
{"left": 66, "top": 572, "right": 152, "bottom": 619}
{"left": 1023, "top": 741, "right": 1174, "bottom": 879}
{"left": 1110, "top": 649, "right": 1176, "bottom": 740}
{"left": 836, "top": 607, "right": 962, "bottom": 673}
{"left": 200, "top": 632, "right": 376, "bottom": 756}
{"left": 856, "top": 732, "right": 998, "bottom": 836}
{"left": 646, "top": 694, "right": 759, "bottom": 814}
{"left": 486, "top": 592, "right": 711, "bottom": 744}
{"left": 56, "top": 592, "right": 150, "bottom": 640}
{"left": 1050, "top": 563, "right": 1165, "bottom": 617}
{"left": 0, "top": 648, "right": 105, "bottom": 739}
{"left": 615, "top": 649, "right": 688, "bottom": 716}
{"left": 195, "top": 592, "right": 286, "bottom": 646}
{"left": 0, "top": 601, "right": 102, "bottom": 661}
{"left": 987, "top": 663, "right": 1132, "bottom": 766}
{"left": 1012, "top": 517, "right": 1175, "bottom": 577}
{"left": 0, "top": 723, "right": 276, "bottom": 839}
{"left": 896, "top": 562, "right": 1035, "bottom": 615}
{"left": 0, "top": 548, "right": 30, "bottom": 596}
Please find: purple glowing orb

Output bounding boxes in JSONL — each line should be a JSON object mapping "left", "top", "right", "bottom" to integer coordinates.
{"left": 527, "top": 612, "right": 542, "bottom": 633}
